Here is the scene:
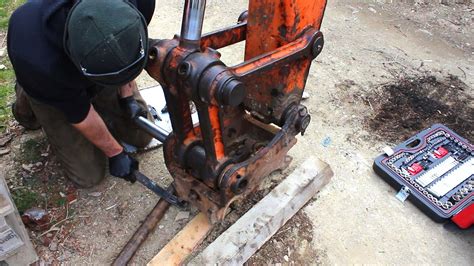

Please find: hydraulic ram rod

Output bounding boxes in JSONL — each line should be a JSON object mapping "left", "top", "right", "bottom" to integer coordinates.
{"left": 180, "top": 0, "right": 206, "bottom": 46}
{"left": 134, "top": 116, "right": 168, "bottom": 143}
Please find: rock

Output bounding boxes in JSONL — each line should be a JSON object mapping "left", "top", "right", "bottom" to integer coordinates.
{"left": 158, "top": 225, "right": 164, "bottom": 229}
{"left": 174, "top": 211, "right": 190, "bottom": 221}
{"left": 87, "top": 192, "right": 102, "bottom": 197}
{"left": 22, "top": 164, "right": 34, "bottom": 172}
{"left": 49, "top": 241, "right": 58, "bottom": 251}
{"left": 0, "top": 49, "right": 5, "bottom": 57}
{"left": 0, "top": 64, "right": 6, "bottom": 70}
{"left": 283, "top": 255, "right": 289, "bottom": 262}
{"left": 302, "top": 91, "right": 310, "bottom": 100}
{"left": 0, "top": 148, "right": 10, "bottom": 156}
{"left": 0, "top": 135, "right": 12, "bottom": 146}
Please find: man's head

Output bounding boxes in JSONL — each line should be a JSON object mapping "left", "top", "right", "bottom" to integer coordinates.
{"left": 64, "top": 0, "right": 148, "bottom": 87}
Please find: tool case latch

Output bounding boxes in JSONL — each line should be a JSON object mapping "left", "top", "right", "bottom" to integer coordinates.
{"left": 396, "top": 186, "right": 411, "bottom": 202}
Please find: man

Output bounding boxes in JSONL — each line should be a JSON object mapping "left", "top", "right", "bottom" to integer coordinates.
{"left": 7, "top": 0, "right": 156, "bottom": 188}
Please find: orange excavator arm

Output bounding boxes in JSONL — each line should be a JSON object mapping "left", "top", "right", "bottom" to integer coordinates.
{"left": 140, "top": 0, "right": 327, "bottom": 223}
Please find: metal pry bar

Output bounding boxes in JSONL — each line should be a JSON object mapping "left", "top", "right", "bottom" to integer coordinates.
{"left": 133, "top": 171, "right": 184, "bottom": 207}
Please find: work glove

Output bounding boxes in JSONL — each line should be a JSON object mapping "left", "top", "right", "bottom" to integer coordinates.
{"left": 120, "top": 96, "right": 147, "bottom": 120}
{"left": 109, "top": 151, "right": 138, "bottom": 183}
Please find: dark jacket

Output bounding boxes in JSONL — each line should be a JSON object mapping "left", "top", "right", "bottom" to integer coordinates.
{"left": 7, "top": 0, "right": 155, "bottom": 123}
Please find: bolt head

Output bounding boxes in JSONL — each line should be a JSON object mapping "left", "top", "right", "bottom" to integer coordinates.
{"left": 220, "top": 79, "right": 245, "bottom": 106}
{"left": 312, "top": 35, "right": 324, "bottom": 58}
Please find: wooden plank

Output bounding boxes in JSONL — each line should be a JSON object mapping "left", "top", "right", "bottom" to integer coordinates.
{"left": 190, "top": 157, "right": 333, "bottom": 265}
{"left": 147, "top": 212, "right": 212, "bottom": 266}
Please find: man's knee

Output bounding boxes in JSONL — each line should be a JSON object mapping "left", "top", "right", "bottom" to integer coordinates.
{"left": 12, "top": 82, "right": 41, "bottom": 130}
{"left": 62, "top": 155, "right": 107, "bottom": 188}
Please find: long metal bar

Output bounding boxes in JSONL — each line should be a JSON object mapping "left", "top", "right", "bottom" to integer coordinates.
{"left": 134, "top": 171, "right": 183, "bottom": 206}
{"left": 112, "top": 188, "right": 173, "bottom": 266}
{"left": 180, "top": 0, "right": 206, "bottom": 43}
{"left": 134, "top": 116, "right": 168, "bottom": 143}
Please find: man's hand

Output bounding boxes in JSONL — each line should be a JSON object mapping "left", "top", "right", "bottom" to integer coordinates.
{"left": 120, "top": 96, "right": 147, "bottom": 120}
{"left": 108, "top": 151, "right": 138, "bottom": 183}
{"left": 120, "top": 80, "right": 146, "bottom": 120}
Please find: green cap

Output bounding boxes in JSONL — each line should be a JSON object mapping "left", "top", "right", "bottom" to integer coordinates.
{"left": 64, "top": 0, "right": 149, "bottom": 87}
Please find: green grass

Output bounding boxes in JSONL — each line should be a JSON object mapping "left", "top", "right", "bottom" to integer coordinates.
{"left": 0, "top": 0, "right": 25, "bottom": 29}
{"left": 0, "top": 0, "right": 26, "bottom": 131}
{"left": 12, "top": 188, "right": 39, "bottom": 213}
{"left": 21, "top": 138, "right": 47, "bottom": 162}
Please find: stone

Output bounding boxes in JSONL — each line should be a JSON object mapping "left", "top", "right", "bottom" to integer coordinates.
{"left": 49, "top": 242, "right": 58, "bottom": 251}
{"left": 174, "top": 211, "right": 190, "bottom": 221}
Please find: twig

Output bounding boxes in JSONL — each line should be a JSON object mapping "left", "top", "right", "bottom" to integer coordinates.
{"left": 37, "top": 204, "right": 72, "bottom": 238}
{"left": 367, "top": 99, "right": 374, "bottom": 112}
{"left": 275, "top": 226, "right": 292, "bottom": 236}
{"left": 457, "top": 67, "right": 467, "bottom": 79}
{"left": 105, "top": 203, "right": 117, "bottom": 210}
{"left": 61, "top": 227, "right": 76, "bottom": 245}
{"left": 89, "top": 245, "right": 95, "bottom": 263}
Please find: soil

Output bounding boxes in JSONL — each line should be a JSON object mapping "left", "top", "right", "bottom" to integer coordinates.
{"left": 367, "top": 75, "right": 474, "bottom": 143}
{"left": 247, "top": 211, "right": 324, "bottom": 266}
{"left": 0, "top": 0, "right": 473, "bottom": 265}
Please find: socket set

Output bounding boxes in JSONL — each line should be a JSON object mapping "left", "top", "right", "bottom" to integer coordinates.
{"left": 373, "top": 124, "right": 473, "bottom": 228}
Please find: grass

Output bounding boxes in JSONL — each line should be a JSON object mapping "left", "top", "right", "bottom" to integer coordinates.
{"left": 0, "top": 0, "right": 26, "bottom": 131}
{"left": 21, "top": 138, "right": 46, "bottom": 162}
{"left": 12, "top": 188, "right": 39, "bottom": 213}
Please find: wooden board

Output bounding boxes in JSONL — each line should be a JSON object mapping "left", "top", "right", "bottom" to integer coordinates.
{"left": 147, "top": 212, "right": 212, "bottom": 266}
{"left": 190, "top": 157, "right": 333, "bottom": 265}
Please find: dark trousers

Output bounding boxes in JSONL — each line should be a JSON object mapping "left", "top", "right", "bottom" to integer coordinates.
{"left": 13, "top": 84, "right": 152, "bottom": 188}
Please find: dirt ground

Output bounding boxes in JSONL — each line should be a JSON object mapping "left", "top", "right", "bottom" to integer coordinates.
{"left": 1, "top": 0, "right": 473, "bottom": 265}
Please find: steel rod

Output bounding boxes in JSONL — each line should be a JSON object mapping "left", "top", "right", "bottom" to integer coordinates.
{"left": 180, "top": 0, "right": 206, "bottom": 44}
{"left": 134, "top": 116, "right": 168, "bottom": 143}
{"left": 112, "top": 188, "right": 173, "bottom": 266}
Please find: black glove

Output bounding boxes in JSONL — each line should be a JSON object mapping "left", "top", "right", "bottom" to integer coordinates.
{"left": 120, "top": 96, "right": 147, "bottom": 120}
{"left": 109, "top": 151, "right": 138, "bottom": 183}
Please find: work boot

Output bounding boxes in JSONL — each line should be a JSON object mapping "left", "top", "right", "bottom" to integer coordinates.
{"left": 12, "top": 82, "right": 41, "bottom": 130}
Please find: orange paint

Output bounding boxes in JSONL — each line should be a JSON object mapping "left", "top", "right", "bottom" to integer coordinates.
{"left": 245, "top": 0, "right": 327, "bottom": 59}
{"left": 208, "top": 105, "right": 225, "bottom": 160}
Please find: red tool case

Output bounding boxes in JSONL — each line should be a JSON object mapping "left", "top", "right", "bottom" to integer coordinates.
{"left": 373, "top": 124, "right": 473, "bottom": 229}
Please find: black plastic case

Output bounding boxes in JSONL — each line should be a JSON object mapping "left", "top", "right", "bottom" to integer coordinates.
{"left": 373, "top": 124, "right": 473, "bottom": 222}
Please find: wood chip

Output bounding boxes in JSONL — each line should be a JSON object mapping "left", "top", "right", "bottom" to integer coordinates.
{"left": 21, "top": 164, "right": 34, "bottom": 172}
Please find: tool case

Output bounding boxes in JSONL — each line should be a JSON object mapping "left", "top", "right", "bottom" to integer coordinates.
{"left": 373, "top": 124, "right": 473, "bottom": 229}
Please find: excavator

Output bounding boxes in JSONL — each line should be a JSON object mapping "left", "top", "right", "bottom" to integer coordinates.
{"left": 137, "top": 0, "right": 327, "bottom": 221}
{"left": 115, "top": 0, "right": 327, "bottom": 262}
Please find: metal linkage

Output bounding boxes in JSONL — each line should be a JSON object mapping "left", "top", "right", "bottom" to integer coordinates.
{"left": 145, "top": 0, "right": 328, "bottom": 223}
